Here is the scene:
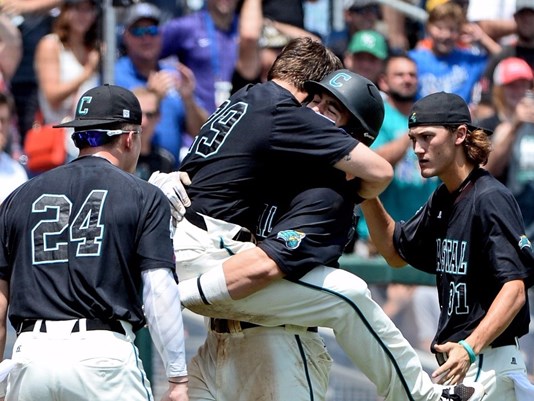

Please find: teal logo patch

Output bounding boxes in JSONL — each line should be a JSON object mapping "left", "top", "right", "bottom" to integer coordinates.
{"left": 518, "top": 235, "right": 532, "bottom": 250}
{"left": 277, "top": 230, "right": 306, "bottom": 250}
{"left": 409, "top": 112, "right": 417, "bottom": 124}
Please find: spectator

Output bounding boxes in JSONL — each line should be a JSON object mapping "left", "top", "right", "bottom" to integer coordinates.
{"left": 0, "top": 14, "right": 22, "bottom": 91}
{"left": 485, "top": 88, "right": 534, "bottom": 238}
{"left": 327, "top": 0, "right": 381, "bottom": 58}
{"left": 479, "top": 0, "right": 534, "bottom": 109}
{"left": 231, "top": 0, "right": 318, "bottom": 93}
{"left": 0, "top": 91, "right": 27, "bottom": 204}
{"left": 3, "top": 0, "right": 61, "bottom": 141}
{"left": 344, "top": 29, "right": 388, "bottom": 85}
{"left": 356, "top": 54, "right": 439, "bottom": 252}
{"left": 132, "top": 86, "right": 175, "bottom": 180}
{"left": 160, "top": 0, "right": 240, "bottom": 113}
{"left": 115, "top": 2, "right": 208, "bottom": 166}
{"left": 477, "top": 57, "right": 533, "bottom": 139}
{"left": 465, "top": 0, "right": 517, "bottom": 44}
{"left": 409, "top": 2, "right": 489, "bottom": 104}
{"left": 34, "top": 0, "right": 100, "bottom": 126}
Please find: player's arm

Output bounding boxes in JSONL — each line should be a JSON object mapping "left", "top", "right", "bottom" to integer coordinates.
{"left": 0, "top": 279, "right": 7, "bottom": 359}
{"left": 142, "top": 269, "right": 189, "bottom": 401}
{"left": 432, "top": 279, "right": 526, "bottom": 385}
{"left": 179, "top": 247, "right": 282, "bottom": 308}
{"left": 360, "top": 198, "right": 407, "bottom": 267}
{"left": 334, "top": 143, "right": 393, "bottom": 200}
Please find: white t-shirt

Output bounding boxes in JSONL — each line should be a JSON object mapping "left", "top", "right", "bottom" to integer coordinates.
{"left": 0, "top": 152, "right": 28, "bottom": 204}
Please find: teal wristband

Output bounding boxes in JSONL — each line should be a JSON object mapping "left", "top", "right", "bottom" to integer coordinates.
{"left": 459, "top": 340, "right": 476, "bottom": 363}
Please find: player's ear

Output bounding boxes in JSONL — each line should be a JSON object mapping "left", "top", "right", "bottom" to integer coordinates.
{"left": 454, "top": 124, "right": 468, "bottom": 145}
{"left": 122, "top": 131, "right": 136, "bottom": 150}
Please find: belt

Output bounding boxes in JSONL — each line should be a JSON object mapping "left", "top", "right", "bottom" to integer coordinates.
{"left": 491, "top": 337, "right": 518, "bottom": 348}
{"left": 210, "top": 318, "right": 318, "bottom": 334}
{"left": 185, "top": 209, "right": 256, "bottom": 243}
{"left": 17, "top": 319, "right": 125, "bottom": 336}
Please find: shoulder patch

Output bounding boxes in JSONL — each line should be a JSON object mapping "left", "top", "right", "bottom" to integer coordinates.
{"left": 276, "top": 230, "right": 306, "bottom": 250}
{"left": 518, "top": 235, "right": 532, "bottom": 251}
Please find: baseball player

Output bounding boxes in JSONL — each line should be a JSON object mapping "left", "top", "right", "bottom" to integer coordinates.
{"left": 0, "top": 85, "right": 188, "bottom": 401}
{"left": 361, "top": 91, "right": 534, "bottom": 401}
{"left": 153, "top": 41, "right": 485, "bottom": 401}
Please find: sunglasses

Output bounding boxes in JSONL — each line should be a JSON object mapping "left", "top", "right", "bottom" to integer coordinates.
{"left": 129, "top": 25, "right": 159, "bottom": 38}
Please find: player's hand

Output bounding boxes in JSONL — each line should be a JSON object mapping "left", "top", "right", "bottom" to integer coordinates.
{"left": 161, "top": 381, "right": 189, "bottom": 401}
{"left": 432, "top": 342, "right": 472, "bottom": 385}
{"left": 149, "top": 171, "right": 192, "bottom": 226}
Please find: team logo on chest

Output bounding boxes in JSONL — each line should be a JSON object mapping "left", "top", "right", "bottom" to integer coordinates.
{"left": 277, "top": 230, "right": 306, "bottom": 250}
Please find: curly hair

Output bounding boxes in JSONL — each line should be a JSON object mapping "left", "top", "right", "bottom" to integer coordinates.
{"left": 447, "top": 125, "right": 492, "bottom": 166}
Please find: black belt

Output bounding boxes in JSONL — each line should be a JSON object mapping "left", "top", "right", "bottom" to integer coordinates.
{"left": 491, "top": 337, "right": 518, "bottom": 348}
{"left": 185, "top": 209, "right": 256, "bottom": 243}
{"left": 210, "top": 318, "right": 318, "bottom": 334}
{"left": 17, "top": 319, "right": 125, "bottom": 336}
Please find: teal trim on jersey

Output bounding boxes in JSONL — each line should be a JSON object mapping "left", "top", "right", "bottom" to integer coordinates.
{"left": 474, "top": 354, "right": 483, "bottom": 382}
{"left": 291, "top": 278, "right": 415, "bottom": 401}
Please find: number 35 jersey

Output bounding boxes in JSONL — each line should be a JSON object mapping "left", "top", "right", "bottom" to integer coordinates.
{"left": 0, "top": 156, "right": 175, "bottom": 331}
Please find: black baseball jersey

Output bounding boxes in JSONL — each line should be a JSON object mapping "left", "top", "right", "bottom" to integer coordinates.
{"left": 256, "top": 168, "right": 361, "bottom": 279}
{"left": 180, "top": 81, "right": 358, "bottom": 231}
{"left": 0, "top": 156, "right": 175, "bottom": 331}
{"left": 393, "top": 168, "right": 534, "bottom": 348}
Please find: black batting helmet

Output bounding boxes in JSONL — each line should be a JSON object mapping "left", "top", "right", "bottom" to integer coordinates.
{"left": 304, "top": 69, "right": 384, "bottom": 146}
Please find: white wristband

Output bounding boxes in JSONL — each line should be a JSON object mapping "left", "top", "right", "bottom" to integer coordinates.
{"left": 179, "top": 265, "right": 231, "bottom": 307}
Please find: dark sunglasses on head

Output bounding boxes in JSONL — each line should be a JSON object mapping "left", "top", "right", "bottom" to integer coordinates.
{"left": 129, "top": 25, "right": 159, "bottom": 38}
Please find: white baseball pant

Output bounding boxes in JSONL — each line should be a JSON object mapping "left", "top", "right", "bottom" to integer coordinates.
{"left": 188, "top": 324, "right": 332, "bottom": 401}
{"left": 174, "top": 215, "right": 445, "bottom": 401}
{"left": 464, "top": 343, "right": 533, "bottom": 401}
{"left": 6, "top": 319, "right": 153, "bottom": 401}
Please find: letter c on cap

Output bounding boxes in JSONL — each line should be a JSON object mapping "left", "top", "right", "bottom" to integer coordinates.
{"left": 78, "top": 96, "right": 93, "bottom": 115}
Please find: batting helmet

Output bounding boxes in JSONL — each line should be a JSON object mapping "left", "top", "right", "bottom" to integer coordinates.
{"left": 304, "top": 69, "right": 384, "bottom": 146}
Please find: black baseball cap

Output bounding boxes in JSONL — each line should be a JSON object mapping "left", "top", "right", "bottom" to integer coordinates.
{"left": 408, "top": 92, "right": 493, "bottom": 135}
{"left": 54, "top": 84, "right": 142, "bottom": 129}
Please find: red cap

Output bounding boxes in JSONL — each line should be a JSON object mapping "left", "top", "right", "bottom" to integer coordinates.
{"left": 493, "top": 57, "right": 533, "bottom": 86}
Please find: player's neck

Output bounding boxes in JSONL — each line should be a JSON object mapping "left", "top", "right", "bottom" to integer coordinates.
{"left": 272, "top": 79, "right": 307, "bottom": 103}
{"left": 442, "top": 163, "right": 476, "bottom": 193}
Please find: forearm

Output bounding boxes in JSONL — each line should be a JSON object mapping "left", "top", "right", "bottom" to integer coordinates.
{"left": 235, "top": 0, "right": 262, "bottom": 79}
{"left": 0, "top": 15, "right": 22, "bottom": 81}
{"left": 485, "top": 121, "right": 516, "bottom": 176}
{"left": 179, "top": 247, "right": 284, "bottom": 307}
{"left": 335, "top": 144, "right": 393, "bottom": 199}
{"left": 182, "top": 96, "right": 208, "bottom": 137}
{"left": 0, "top": 280, "right": 9, "bottom": 360}
{"left": 360, "top": 198, "right": 406, "bottom": 267}
{"left": 464, "top": 280, "right": 526, "bottom": 354}
{"left": 142, "top": 269, "right": 188, "bottom": 378}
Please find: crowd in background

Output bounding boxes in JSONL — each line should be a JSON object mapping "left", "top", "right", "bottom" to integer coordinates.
{"left": 1, "top": 0, "right": 533, "bottom": 379}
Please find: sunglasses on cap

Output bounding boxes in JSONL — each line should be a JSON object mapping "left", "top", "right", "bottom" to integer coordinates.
{"left": 129, "top": 25, "right": 159, "bottom": 37}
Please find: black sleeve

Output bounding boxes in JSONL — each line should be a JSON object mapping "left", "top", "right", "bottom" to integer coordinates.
{"left": 477, "top": 187, "right": 534, "bottom": 286}
{"left": 393, "top": 199, "right": 438, "bottom": 274}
